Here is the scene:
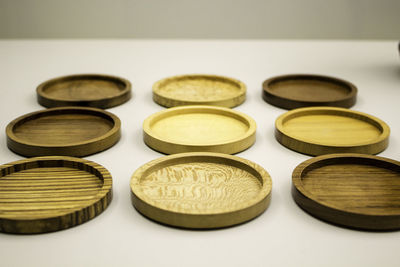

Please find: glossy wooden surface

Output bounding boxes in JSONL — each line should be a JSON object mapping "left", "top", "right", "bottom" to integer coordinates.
{"left": 6, "top": 107, "right": 121, "bottom": 157}
{"left": 37, "top": 74, "right": 131, "bottom": 109}
{"left": 0, "top": 156, "right": 112, "bottom": 234}
{"left": 262, "top": 74, "right": 357, "bottom": 109}
{"left": 275, "top": 107, "right": 390, "bottom": 156}
{"left": 143, "top": 105, "right": 256, "bottom": 154}
{"left": 131, "top": 152, "right": 272, "bottom": 228}
{"left": 152, "top": 74, "right": 246, "bottom": 108}
{"left": 292, "top": 154, "right": 400, "bottom": 230}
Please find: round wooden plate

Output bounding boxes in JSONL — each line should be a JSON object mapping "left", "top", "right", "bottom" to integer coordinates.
{"left": 6, "top": 107, "right": 121, "bottom": 157}
{"left": 292, "top": 153, "right": 400, "bottom": 230}
{"left": 143, "top": 105, "right": 256, "bottom": 154}
{"left": 131, "top": 152, "right": 272, "bottom": 229}
{"left": 262, "top": 74, "right": 357, "bottom": 109}
{"left": 275, "top": 107, "right": 390, "bottom": 156}
{"left": 152, "top": 74, "right": 246, "bottom": 108}
{"left": 37, "top": 74, "right": 131, "bottom": 109}
{"left": 0, "top": 156, "right": 112, "bottom": 234}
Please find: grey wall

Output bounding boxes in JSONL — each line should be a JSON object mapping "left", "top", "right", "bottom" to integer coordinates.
{"left": 1, "top": 0, "right": 399, "bottom": 39}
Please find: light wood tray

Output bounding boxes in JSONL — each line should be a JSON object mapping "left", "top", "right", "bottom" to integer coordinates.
{"left": 0, "top": 156, "right": 112, "bottom": 234}
{"left": 131, "top": 152, "right": 272, "bottom": 229}
{"left": 37, "top": 74, "right": 131, "bottom": 109}
{"left": 143, "top": 105, "right": 256, "bottom": 154}
{"left": 262, "top": 74, "right": 357, "bottom": 109}
{"left": 152, "top": 74, "right": 246, "bottom": 108}
{"left": 6, "top": 107, "right": 121, "bottom": 157}
{"left": 292, "top": 153, "right": 400, "bottom": 230}
{"left": 275, "top": 107, "right": 390, "bottom": 155}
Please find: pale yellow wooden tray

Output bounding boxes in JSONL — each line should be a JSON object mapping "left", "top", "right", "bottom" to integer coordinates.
{"left": 143, "top": 105, "right": 256, "bottom": 154}
{"left": 0, "top": 156, "right": 112, "bottom": 234}
{"left": 152, "top": 74, "right": 246, "bottom": 108}
{"left": 130, "top": 152, "right": 272, "bottom": 229}
{"left": 275, "top": 107, "right": 390, "bottom": 155}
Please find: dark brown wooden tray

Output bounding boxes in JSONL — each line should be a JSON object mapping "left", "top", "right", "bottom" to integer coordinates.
{"left": 0, "top": 156, "right": 112, "bottom": 234}
{"left": 6, "top": 107, "right": 121, "bottom": 157}
{"left": 262, "top": 74, "right": 357, "bottom": 109}
{"left": 37, "top": 74, "right": 131, "bottom": 109}
{"left": 292, "top": 153, "right": 400, "bottom": 230}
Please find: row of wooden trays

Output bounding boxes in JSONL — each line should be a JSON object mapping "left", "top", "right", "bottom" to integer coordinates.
{"left": 0, "top": 73, "right": 398, "bottom": 234}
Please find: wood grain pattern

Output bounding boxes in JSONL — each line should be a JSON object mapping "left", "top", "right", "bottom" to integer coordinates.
{"left": 6, "top": 107, "right": 121, "bottom": 157}
{"left": 152, "top": 74, "right": 246, "bottom": 108}
{"left": 275, "top": 107, "right": 390, "bottom": 155}
{"left": 37, "top": 74, "right": 131, "bottom": 109}
{"left": 262, "top": 74, "right": 357, "bottom": 109}
{"left": 131, "top": 152, "right": 272, "bottom": 229}
{"left": 292, "top": 153, "right": 400, "bottom": 230}
{"left": 143, "top": 105, "right": 256, "bottom": 155}
{"left": 0, "top": 156, "right": 112, "bottom": 234}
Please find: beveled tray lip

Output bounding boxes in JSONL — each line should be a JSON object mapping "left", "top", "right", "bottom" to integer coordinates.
{"left": 275, "top": 106, "right": 390, "bottom": 148}
{"left": 143, "top": 105, "right": 257, "bottom": 154}
{"left": 152, "top": 74, "right": 247, "bottom": 108}
{"left": 6, "top": 106, "right": 121, "bottom": 156}
{"left": 130, "top": 152, "right": 272, "bottom": 228}
{"left": 0, "top": 156, "right": 112, "bottom": 233}
{"left": 292, "top": 153, "right": 400, "bottom": 218}
{"left": 262, "top": 74, "right": 357, "bottom": 109}
{"left": 36, "top": 73, "right": 132, "bottom": 109}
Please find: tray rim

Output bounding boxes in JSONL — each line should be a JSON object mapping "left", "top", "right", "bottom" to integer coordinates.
{"left": 262, "top": 73, "right": 357, "bottom": 109}
{"left": 292, "top": 153, "right": 400, "bottom": 230}
{"left": 143, "top": 105, "right": 257, "bottom": 154}
{"left": 275, "top": 106, "right": 390, "bottom": 155}
{"left": 152, "top": 74, "right": 246, "bottom": 108}
{"left": 130, "top": 152, "right": 272, "bottom": 228}
{"left": 6, "top": 107, "right": 121, "bottom": 156}
{"left": 0, "top": 156, "right": 112, "bottom": 233}
{"left": 36, "top": 73, "right": 132, "bottom": 109}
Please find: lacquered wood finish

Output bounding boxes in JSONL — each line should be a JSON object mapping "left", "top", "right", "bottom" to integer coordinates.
{"left": 152, "top": 74, "right": 246, "bottom": 108}
{"left": 6, "top": 107, "right": 121, "bottom": 157}
{"left": 37, "top": 74, "right": 131, "bottom": 109}
{"left": 292, "top": 153, "right": 400, "bottom": 230}
{"left": 275, "top": 107, "right": 390, "bottom": 156}
{"left": 143, "top": 105, "right": 256, "bottom": 155}
{"left": 262, "top": 74, "right": 357, "bottom": 109}
{"left": 0, "top": 156, "right": 112, "bottom": 234}
{"left": 131, "top": 152, "right": 272, "bottom": 229}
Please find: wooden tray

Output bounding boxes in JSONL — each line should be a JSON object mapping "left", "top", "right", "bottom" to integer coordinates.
{"left": 152, "top": 74, "right": 246, "bottom": 108}
{"left": 143, "top": 105, "right": 256, "bottom": 154}
{"left": 0, "top": 156, "right": 112, "bottom": 234}
{"left": 37, "top": 74, "right": 131, "bottom": 109}
{"left": 292, "top": 153, "right": 400, "bottom": 230}
{"left": 262, "top": 74, "right": 357, "bottom": 109}
{"left": 275, "top": 107, "right": 390, "bottom": 156}
{"left": 6, "top": 107, "right": 121, "bottom": 157}
{"left": 131, "top": 152, "right": 272, "bottom": 229}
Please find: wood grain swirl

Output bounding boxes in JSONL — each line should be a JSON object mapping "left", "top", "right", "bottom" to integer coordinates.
{"left": 152, "top": 74, "right": 246, "bottom": 108}
{"left": 131, "top": 152, "right": 272, "bottom": 229}
{"left": 0, "top": 156, "right": 112, "bottom": 234}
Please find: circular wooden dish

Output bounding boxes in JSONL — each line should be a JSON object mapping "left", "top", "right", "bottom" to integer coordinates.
{"left": 131, "top": 152, "right": 272, "bottom": 229}
{"left": 292, "top": 153, "right": 400, "bottom": 230}
{"left": 0, "top": 156, "right": 112, "bottom": 234}
{"left": 37, "top": 74, "right": 131, "bottom": 109}
{"left": 143, "top": 105, "right": 256, "bottom": 154}
{"left": 262, "top": 74, "right": 357, "bottom": 109}
{"left": 275, "top": 107, "right": 390, "bottom": 156}
{"left": 6, "top": 107, "right": 121, "bottom": 157}
{"left": 152, "top": 74, "right": 246, "bottom": 108}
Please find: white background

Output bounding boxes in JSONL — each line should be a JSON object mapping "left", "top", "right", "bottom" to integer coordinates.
{"left": 0, "top": 40, "right": 399, "bottom": 266}
{"left": 1, "top": 0, "right": 400, "bottom": 39}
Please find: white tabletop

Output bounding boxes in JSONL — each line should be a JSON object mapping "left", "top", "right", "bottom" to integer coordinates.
{"left": 0, "top": 40, "right": 399, "bottom": 267}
